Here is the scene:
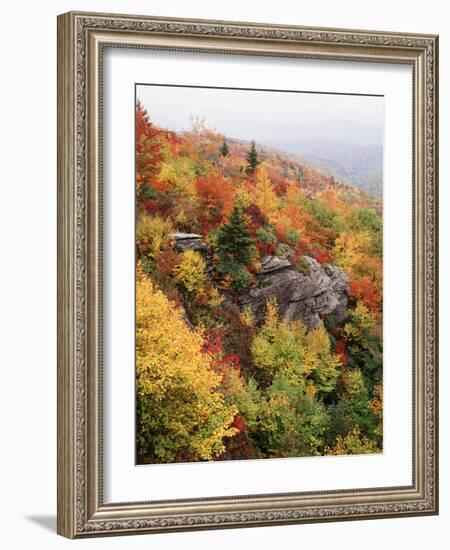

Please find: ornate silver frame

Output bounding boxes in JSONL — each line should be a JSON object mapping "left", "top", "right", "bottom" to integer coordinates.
{"left": 57, "top": 11, "right": 439, "bottom": 538}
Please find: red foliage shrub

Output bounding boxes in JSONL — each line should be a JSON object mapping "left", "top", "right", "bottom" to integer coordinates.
{"left": 256, "top": 241, "right": 277, "bottom": 256}
{"left": 151, "top": 179, "right": 169, "bottom": 193}
{"left": 296, "top": 238, "right": 313, "bottom": 257}
{"left": 141, "top": 198, "right": 171, "bottom": 218}
{"left": 290, "top": 251, "right": 301, "bottom": 265}
{"left": 335, "top": 338, "right": 347, "bottom": 367}
{"left": 201, "top": 328, "right": 224, "bottom": 356}
{"left": 156, "top": 248, "right": 180, "bottom": 276}
{"left": 220, "top": 352, "right": 241, "bottom": 370}
{"left": 136, "top": 102, "right": 164, "bottom": 189}
{"left": 275, "top": 225, "right": 287, "bottom": 243}
{"left": 314, "top": 250, "right": 333, "bottom": 264}
{"left": 141, "top": 198, "right": 159, "bottom": 215}
{"left": 195, "top": 176, "right": 234, "bottom": 232}
{"left": 217, "top": 432, "right": 260, "bottom": 461}
{"left": 166, "top": 134, "right": 181, "bottom": 145}
{"left": 231, "top": 415, "right": 247, "bottom": 433}
{"left": 246, "top": 204, "right": 267, "bottom": 233}
{"left": 274, "top": 179, "right": 288, "bottom": 197}
{"left": 174, "top": 449, "right": 200, "bottom": 462}
{"left": 349, "top": 276, "right": 382, "bottom": 312}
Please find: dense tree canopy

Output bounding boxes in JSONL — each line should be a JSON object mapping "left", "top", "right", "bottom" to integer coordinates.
{"left": 136, "top": 272, "right": 237, "bottom": 463}
{"left": 135, "top": 103, "right": 383, "bottom": 463}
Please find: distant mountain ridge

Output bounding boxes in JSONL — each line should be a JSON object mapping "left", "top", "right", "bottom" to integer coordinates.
{"left": 221, "top": 137, "right": 356, "bottom": 198}
{"left": 263, "top": 138, "right": 383, "bottom": 197}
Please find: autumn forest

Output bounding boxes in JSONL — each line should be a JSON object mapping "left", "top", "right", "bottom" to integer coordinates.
{"left": 135, "top": 94, "right": 383, "bottom": 465}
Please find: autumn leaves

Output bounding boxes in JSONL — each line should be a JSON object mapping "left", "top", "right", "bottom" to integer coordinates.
{"left": 135, "top": 101, "right": 383, "bottom": 463}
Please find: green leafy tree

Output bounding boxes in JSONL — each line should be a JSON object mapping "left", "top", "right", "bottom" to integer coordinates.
{"left": 343, "top": 302, "right": 383, "bottom": 384}
{"left": 251, "top": 299, "right": 303, "bottom": 383}
{"left": 326, "top": 367, "right": 379, "bottom": 449}
{"left": 245, "top": 140, "right": 259, "bottom": 175}
{"left": 350, "top": 208, "right": 383, "bottom": 255}
{"left": 326, "top": 427, "right": 380, "bottom": 456}
{"left": 251, "top": 299, "right": 341, "bottom": 395}
{"left": 255, "top": 373, "right": 329, "bottom": 457}
{"left": 343, "top": 368, "right": 376, "bottom": 436}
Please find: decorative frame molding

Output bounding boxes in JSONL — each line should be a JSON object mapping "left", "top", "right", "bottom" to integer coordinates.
{"left": 57, "top": 11, "right": 438, "bottom": 538}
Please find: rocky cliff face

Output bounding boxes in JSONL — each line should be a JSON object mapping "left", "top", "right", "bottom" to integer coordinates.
{"left": 241, "top": 255, "right": 349, "bottom": 330}
{"left": 173, "top": 234, "right": 349, "bottom": 331}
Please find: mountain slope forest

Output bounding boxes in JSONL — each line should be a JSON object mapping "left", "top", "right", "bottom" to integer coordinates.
{"left": 135, "top": 101, "right": 383, "bottom": 465}
{"left": 265, "top": 138, "right": 383, "bottom": 197}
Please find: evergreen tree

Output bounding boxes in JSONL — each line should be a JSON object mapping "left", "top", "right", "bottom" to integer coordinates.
{"left": 245, "top": 140, "right": 259, "bottom": 175}
{"left": 216, "top": 207, "right": 256, "bottom": 291}
{"left": 217, "top": 207, "right": 255, "bottom": 266}
{"left": 220, "top": 139, "right": 230, "bottom": 157}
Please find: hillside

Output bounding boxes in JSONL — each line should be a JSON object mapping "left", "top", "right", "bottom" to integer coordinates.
{"left": 265, "top": 138, "right": 383, "bottom": 197}
{"left": 135, "top": 102, "right": 383, "bottom": 465}
{"left": 205, "top": 135, "right": 382, "bottom": 202}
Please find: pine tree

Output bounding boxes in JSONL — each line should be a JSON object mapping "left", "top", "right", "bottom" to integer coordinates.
{"left": 217, "top": 207, "right": 255, "bottom": 266}
{"left": 220, "top": 139, "right": 230, "bottom": 157}
{"left": 217, "top": 207, "right": 256, "bottom": 291}
{"left": 245, "top": 141, "right": 259, "bottom": 175}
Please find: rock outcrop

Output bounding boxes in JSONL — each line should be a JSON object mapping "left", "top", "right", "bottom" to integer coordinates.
{"left": 173, "top": 233, "right": 209, "bottom": 253}
{"left": 172, "top": 233, "right": 349, "bottom": 331}
{"left": 258, "top": 255, "right": 292, "bottom": 274}
{"left": 241, "top": 255, "right": 349, "bottom": 330}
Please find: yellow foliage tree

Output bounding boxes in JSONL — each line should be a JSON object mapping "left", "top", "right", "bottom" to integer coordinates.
{"left": 333, "top": 230, "right": 382, "bottom": 281}
{"left": 234, "top": 186, "right": 254, "bottom": 210}
{"left": 157, "top": 157, "right": 198, "bottom": 199}
{"left": 136, "top": 274, "right": 237, "bottom": 463}
{"left": 300, "top": 323, "right": 342, "bottom": 394}
{"left": 252, "top": 299, "right": 341, "bottom": 395}
{"left": 251, "top": 298, "right": 341, "bottom": 394}
{"left": 253, "top": 165, "right": 278, "bottom": 220}
{"left": 251, "top": 298, "right": 302, "bottom": 382}
{"left": 369, "top": 383, "right": 383, "bottom": 438}
{"left": 343, "top": 301, "right": 376, "bottom": 343}
{"left": 333, "top": 231, "right": 373, "bottom": 269}
{"left": 325, "top": 427, "right": 379, "bottom": 456}
{"left": 173, "top": 249, "right": 207, "bottom": 295}
{"left": 136, "top": 213, "right": 173, "bottom": 258}
{"left": 240, "top": 307, "right": 255, "bottom": 328}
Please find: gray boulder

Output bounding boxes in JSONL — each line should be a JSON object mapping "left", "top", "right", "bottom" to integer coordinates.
{"left": 259, "top": 255, "right": 292, "bottom": 274}
{"left": 173, "top": 233, "right": 209, "bottom": 253}
{"left": 240, "top": 255, "right": 349, "bottom": 330}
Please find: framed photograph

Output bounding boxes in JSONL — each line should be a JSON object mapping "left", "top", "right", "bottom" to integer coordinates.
{"left": 57, "top": 11, "right": 439, "bottom": 538}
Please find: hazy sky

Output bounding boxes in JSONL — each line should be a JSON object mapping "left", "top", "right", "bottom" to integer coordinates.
{"left": 137, "top": 84, "right": 384, "bottom": 148}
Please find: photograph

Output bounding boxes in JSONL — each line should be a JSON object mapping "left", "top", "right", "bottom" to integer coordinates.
{"left": 135, "top": 84, "right": 384, "bottom": 465}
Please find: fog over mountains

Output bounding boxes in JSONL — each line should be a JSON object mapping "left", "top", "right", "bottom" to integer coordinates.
{"left": 264, "top": 139, "right": 383, "bottom": 197}
{"left": 138, "top": 85, "right": 384, "bottom": 198}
